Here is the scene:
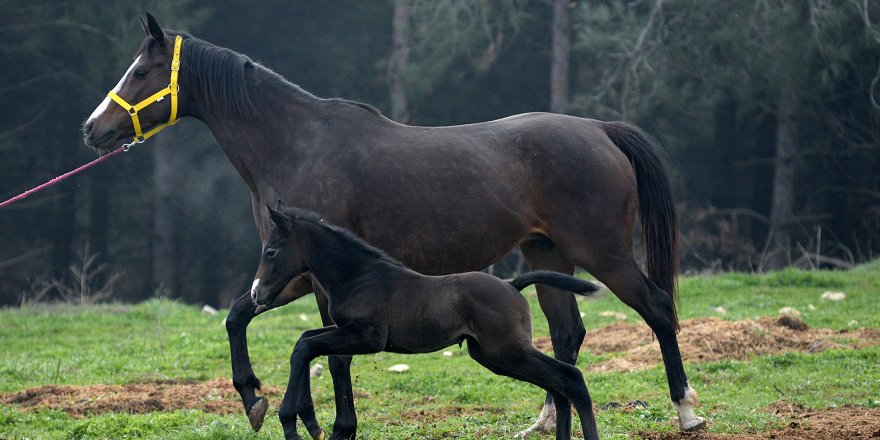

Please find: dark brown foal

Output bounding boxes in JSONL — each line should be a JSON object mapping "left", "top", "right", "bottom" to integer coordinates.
{"left": 251, "top": 205, "right": 601, "bottom": 440}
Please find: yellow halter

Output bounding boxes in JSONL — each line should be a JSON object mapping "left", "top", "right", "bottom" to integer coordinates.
{"left": 107, "top": 35, "right": 183, "bottom": 144}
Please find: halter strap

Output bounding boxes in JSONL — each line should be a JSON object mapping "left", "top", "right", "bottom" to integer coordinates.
{"left": 107, "top": 35, "right": 183, "bottom": 144}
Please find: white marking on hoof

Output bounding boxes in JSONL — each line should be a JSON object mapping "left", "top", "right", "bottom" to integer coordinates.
{"left": 672, "top": 386, "right": 707, "bottom": 431}
{"left": 515, "top": 401, "right": 556, "bottom": 438}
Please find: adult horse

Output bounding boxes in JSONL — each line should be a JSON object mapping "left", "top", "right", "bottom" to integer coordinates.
{"left": 82, "top": 13, "right": 705, "bottom": 439}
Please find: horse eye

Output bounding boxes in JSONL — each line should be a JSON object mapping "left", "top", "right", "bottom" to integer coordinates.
{"left": 265, "top": 248, "right": 277, "bottom": 259}
{"left": 134, "top": 70, "right": 147, "bottom": 79}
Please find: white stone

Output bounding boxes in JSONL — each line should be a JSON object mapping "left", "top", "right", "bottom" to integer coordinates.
{"left": 821, "top": 291, "right": 846, "bottom": 301}
{"left": 388, "top": 364, "right": 410, "bottom": 373}
{"left": 310, "top": 363, "right": 323, "bottom": 378}
{"left": 778, "top": 307, "right": 801, "bottom": 317}
{"left": 201, "top": 304, "right": 218, "bottom": 315}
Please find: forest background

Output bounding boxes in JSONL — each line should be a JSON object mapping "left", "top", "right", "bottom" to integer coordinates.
{"left": 1, "top": 0, "right": 877, "bottom": 307}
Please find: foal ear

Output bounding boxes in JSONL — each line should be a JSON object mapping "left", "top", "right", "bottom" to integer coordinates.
{"left": 266, "top": 204, "right": 290, "bottom": 231}
{"left": 144, "top": 12, "right": 166, "bottom": 47}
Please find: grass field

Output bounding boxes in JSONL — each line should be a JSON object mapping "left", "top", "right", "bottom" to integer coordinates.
{"left": 1, "top": 261, "right": 879, "bottom": 439}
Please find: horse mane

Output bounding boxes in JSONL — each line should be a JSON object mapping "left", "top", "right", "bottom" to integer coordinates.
{"left": 284, "top": 207, "right": 404, "bottom": 269}
{"left": 171, "top": 33, "right": 258, "bottom": 120}
{"left": 170, "top": 33, "right": 381, "bottom": 119}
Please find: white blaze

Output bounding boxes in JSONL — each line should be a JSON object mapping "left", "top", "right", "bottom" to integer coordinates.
{"left": 250, "top": 278, "right": 260, "bottom": 301}
{"left": 87, "top": 55, "right": 142, "bottom": 123}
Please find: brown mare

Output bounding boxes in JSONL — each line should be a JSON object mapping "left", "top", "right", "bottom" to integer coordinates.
{"left": 82, "top": 13, "right": 705, "bottom": 440}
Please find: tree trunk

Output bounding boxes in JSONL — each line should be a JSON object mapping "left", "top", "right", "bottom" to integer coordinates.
{"left": 550, "top": 0, "right": 572, "bottom": 113}
{"left": 766, "top": 81, "right": 798, "bottom": 269}
{"left": 151, "top": 136, "right": 181, "bottom": 297}
{"left": 712, "top": 94, "right": 737, "bottom": 208}
{"left": 390, "top": 0, "right": 410, "bottom": 123}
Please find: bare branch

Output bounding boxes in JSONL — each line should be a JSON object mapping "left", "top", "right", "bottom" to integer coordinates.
{"left": 0, "top": 19, "right": 123, "bottom": 47}
{"left": 0, "top": 244, "right": 52, "bottom": 270}
{"left": 0, "top": 106, "right": 49, "bottom": 143}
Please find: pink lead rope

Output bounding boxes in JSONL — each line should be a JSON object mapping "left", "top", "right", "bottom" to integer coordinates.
{"left": 0, "top": 144, "right": 129, "bottom": 209}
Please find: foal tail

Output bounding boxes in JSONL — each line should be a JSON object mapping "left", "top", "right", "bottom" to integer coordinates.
{"left": 509, "top": 271, "right": 600, "bottom": 296}
{"left": 603, "top": 121, "right": 680, "bottom": 329}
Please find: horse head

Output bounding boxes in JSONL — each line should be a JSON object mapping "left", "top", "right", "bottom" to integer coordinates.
{"left": 83, "top": 13, "right": 186, "bottom": 152}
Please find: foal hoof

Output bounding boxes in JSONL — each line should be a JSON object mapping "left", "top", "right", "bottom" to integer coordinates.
{"left": 247, "top": 396, "right": 269, "bottom": 432}
{"left": 314, "top": 429, "right": 325, "bottom": 440}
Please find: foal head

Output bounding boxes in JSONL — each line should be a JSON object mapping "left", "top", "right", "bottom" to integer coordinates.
{"left": 250, "top": 204, "right": 310, "bottom": 306}
{"left": 83, "top": 13, "right": 185, "bottom": 150}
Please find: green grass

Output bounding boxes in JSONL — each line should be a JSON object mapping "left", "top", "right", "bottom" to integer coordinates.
{"left": 1, "top": 262, "right": 879, "bottom": 439}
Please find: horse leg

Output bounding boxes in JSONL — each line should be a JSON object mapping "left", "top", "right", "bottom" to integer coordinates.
{"left": 593, "top": 260, "right": 705, "bottom": 431}
{"left": 227, "top": 276, "right": 313, "bottom": 432}
{"left": 280, "top": 325, "right": 384, "bottom": 440}
{"left": 516, "top": 238, "right": 585, "bottom": 438}
{"left": 313, "top": 284, "right": 358, "bottom": 440}
{"left": 226, "top": 292, "right": 271, "bottom": 431}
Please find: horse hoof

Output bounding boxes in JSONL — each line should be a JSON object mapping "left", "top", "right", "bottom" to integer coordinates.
{"left": 247, "top": 396, "right": 269, "bottom": 432}
{"left": 515, "top": 403, "right": 556, "bottom": 438}
{"left": 315, "top": 430, "right": 325, "bottom": 440}
{"left": 681, "top": 416, "right": 708, "bottom": 432}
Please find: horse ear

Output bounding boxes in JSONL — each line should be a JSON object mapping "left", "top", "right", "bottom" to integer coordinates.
{"left": 139, "top": 16, "right": 149, "bottom": 36}
{"left": 266, "top": 204, "right": 290, "bottom": 230}
{"left": 144, "top": 12, "right": 166, "bottom": 47}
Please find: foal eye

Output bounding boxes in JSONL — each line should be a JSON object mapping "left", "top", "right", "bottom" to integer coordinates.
{"left": 264, "top": 248, "right": 278, "bottom": 258}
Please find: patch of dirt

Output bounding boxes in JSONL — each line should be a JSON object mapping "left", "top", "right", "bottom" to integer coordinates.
{"left": 0, "top": 378, "right": 282, "bottom": 417}
{"left": 639, "top": 405, "right": 880, "bottom": 440}
{"left": 403, "top": 405, "right": 505, "bottom": 423}
{"left": 533, "top": 316, "right": 880, "bottom": 372}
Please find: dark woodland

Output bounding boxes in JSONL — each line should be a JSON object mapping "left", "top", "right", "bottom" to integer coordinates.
{"left": 1, "top": 0, "right": 878, "bottom": 307}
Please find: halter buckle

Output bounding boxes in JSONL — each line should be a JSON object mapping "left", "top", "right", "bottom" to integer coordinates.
{"left": 135, "top": 135, "right": 146, "bottom": 144}
{"left": 171, "top": 59, "right": 180, "bottom": 71}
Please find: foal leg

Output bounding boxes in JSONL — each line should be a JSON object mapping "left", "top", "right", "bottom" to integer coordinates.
{"left": 289, "top": 326, "right": 338, "bottom": 440}
{"left": 466, "top": 340, "right": 571, "bottom": 440}
{"left": 474, "top": 341, "right": 599, "bottom": 440}
{"left": 314, "top": 285, "right": 358, "bottom": 440}
{"left": 517, "top": 239, "right": 585, "bottom": 437}
{"left": 279, "top": 325, "right": 384, "bottom": 440}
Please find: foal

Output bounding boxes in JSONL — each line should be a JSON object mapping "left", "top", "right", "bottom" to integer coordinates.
{"left": 251, "top": 204, "right": 601, "bottom": 440}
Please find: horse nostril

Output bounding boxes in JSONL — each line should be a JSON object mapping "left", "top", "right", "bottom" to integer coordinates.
{"left": 83, "top": 121, "right": 94, "bottom": 136}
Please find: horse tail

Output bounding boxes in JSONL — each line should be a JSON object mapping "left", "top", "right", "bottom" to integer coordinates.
{"left": 602, "top": 121, "right": 680, "bottom": 330}
{"left": 508, "top": 270, "right": 600, "bottom": 296}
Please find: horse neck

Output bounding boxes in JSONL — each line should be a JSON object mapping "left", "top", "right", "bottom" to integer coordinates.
{"left": 189, "top": 69, "right": 318, "bottom": 192}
